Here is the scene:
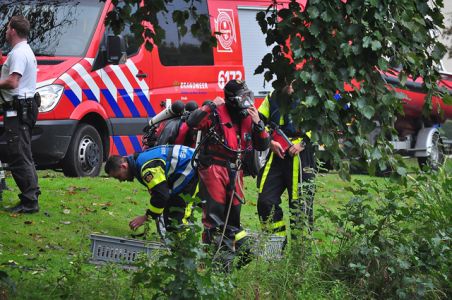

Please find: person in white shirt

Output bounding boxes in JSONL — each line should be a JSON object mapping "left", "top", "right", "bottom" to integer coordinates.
{"left": 0, "top": 15, "right": 40, "bottom": 214}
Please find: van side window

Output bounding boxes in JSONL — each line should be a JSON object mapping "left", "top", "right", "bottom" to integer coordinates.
{"left": 105, "top": 22, "right": 140, "bottom": 57}
{"left": 93, "top": 7, "right": 139, "bottom": 70}
{"left": 157, "top": 0, "right": 213, "bottom": 66}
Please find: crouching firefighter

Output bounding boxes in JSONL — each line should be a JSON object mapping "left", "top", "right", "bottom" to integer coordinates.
{"left": 186, "top": 80, "right": 270, "bottom": 260}
{"left": 105, "top": 145, "right": 198, "bottom": 235}
{"left": 257, "top": 84, "right": 317, "bottom": 241}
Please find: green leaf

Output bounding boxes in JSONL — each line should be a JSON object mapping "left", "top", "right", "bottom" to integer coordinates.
{"left": 329, "top": 110, "right": 340, "bottom": 123}
{"left": 378, "top": 160, "right": 387, "bottom": 172}
{"left": 407, "top": 53, "right": 417, "bottom": 64}
{"left": 346, "top": 24, "right": 361, "bottom": 36}
{"left": 378, "top": 58, "right": 388, "bottom": 70}
{"left": 308, "top": 23, "right": 321, "bottom": 37}
{"left": 321, "top": 132, "right": 334, "bottom": 147}
{"left": 265, "top": 31, "right": 276, "bottom": 46}
{"left": 339, "top": 162, "right": 351, "bottom": 181}
{"left": 256, "top": 11, "right": 265, "bottom": 22}
{"left": 373, "top": 31, "right": 383, "bottom": 40}
{"left": 325, "top": 100, "right": 335, "bottom": 111}
{"left": 319, "top": 41, "right": 327, "bottom": 53}
{"left": 442, "top": 94, "right": 452, "bottom": 105}
{"left": 361, "top": 105, "right": 375, "bottom": 119}
{"left": 357, "top": 97, "right": 367, "bottom": 109}
{"left": 363, "top": 36, "right": 372, "bottom": 48}
{"left": 371, "top": 148, "right": 382, "bottom": 160}
{"left": 399, "top": 72, "right": 407, "bottom": 86}
{"left": 371, "top": 40, "right": 382, "bottom": 51}
{"left": 369, "top": 0, "right": 379, "bottom": 7}
{"left": 431, "top": 44, "right": 446, "bottom": 61}
{"left": 356, "top": 136, "right": 366, "bottom": 146}
{"left": 254, "top": 65, "right": 264, "bottom": 75}
{"left": 264, "top": 71, "right": 273, "bottom": 82}
{"left": 293, "top": 48, "right": 303, "bottom": 58}
{"left": 299, "top": 71, "right": 311, "bottom": 83}
{"left": 305, "top": 95, "right": 319, "bottom": 107}
{"left": 256, "top": 11, "right": 267, "bottom": 33}
{"left": 320, "top": 10, "right": 332, "bottom": 22}
{"left": 307, "top": 6, "right": 320, "bottom": 19}
{"left": 179, "top": 25, "right": 187, "bottom": 37}
{"left": 277, "top": 8, "right": 291, "bottom": 19}
{"left": 396, "top": 166, "right": 407, "bottom": 177}
{"left": 340, "top": 42, "right": 352, "bottom": 57}
{"left": 262, "top": 53, "right": 273, "bottom": 66}
{"left": 315, "top": 84, "right": 326, "bottom": 98}
{"left": 311, "top": 71, "right": 321, "bottom": 83}
{"left": 191, "top": 23, "right": 200, "bottom": 35}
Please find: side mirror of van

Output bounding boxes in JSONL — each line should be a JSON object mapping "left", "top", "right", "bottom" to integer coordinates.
{"left": 106, "top": 35, "right": 127, "bottom": 65}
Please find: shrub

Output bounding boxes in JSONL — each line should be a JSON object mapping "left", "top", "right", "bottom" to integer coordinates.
{"left": 55, "top": 254, "right": 138, "bottom": 300}
{"left": 234, "top": 234, "right": 353, "bottom": 299}
{"left": 131, "top": 205, "right": 234, "bottom": 299}
{"left": 319, "top": 166, "right": 451, "bottom": 299}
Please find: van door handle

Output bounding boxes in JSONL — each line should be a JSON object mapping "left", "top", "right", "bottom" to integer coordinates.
{"left": 136, "top": 72, "right": 147, "bottom": 79}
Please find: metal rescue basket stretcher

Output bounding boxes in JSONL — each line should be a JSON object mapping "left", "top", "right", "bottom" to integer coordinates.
{"left": 89, "top": 231, "right": 286, "bottom": 266}
{"left": 89, "top": 234, "right": 168, "bottom": 265}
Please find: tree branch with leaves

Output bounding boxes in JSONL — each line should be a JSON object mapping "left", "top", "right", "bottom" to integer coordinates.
{"left": 256, "top": 0, "right": 449, "bottom": 180}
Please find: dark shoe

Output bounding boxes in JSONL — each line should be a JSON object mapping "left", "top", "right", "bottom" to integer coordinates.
{"left": 7, "top": 203, "right": 39, "bottom": 214}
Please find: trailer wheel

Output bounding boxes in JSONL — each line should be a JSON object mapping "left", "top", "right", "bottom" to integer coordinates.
{"left": 62, "top": 124, "right": 103, "bottom": 177}
{"left": 418, "top": 132, "right": 445, "bottom": 171}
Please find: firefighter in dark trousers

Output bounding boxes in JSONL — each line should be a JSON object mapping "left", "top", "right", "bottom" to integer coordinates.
{"left": 257, "top": 85, "right": 316, "bottom": 239}
{"left": 0, "top": 16, "right": 40, "bottom": 214}
{"left": 105, "top": 145, "right": 198, "bottom": 232}
{"left": 187, "top": 79, "right": 270, "bottom": 251}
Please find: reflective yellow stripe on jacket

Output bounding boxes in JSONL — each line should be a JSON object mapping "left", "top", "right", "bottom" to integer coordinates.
{"left": 259, "top": 152, "right": 274, "bottom": 193}
{"left": 235, "top": 230, "right": 247, "bottom": 241}
{"left": 182, "top": 183, "right": 199, "bottom": 224}
{"left": 148, "top": 203, "right": 164, "bottom": 215}
{"left": 140, "top": 161, "right": 166, "bottom": 189}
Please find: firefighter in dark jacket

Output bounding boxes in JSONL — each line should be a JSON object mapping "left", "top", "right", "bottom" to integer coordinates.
{"left": 257, "top": 84, "right": 317, "bottom": 238}
{"left": 105, "top": 145, "right": 198, "bottom": 232}
{"left": 187, "top": 79, "right": 270, "bottom": 250}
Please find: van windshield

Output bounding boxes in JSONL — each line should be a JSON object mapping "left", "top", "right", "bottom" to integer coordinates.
{"left": 0, "top": 0, "right": 104, "bottom": 57}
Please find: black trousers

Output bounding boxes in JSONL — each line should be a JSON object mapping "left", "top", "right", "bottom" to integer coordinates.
{"left": 163, "top": 176, "right": 198, "bottom": 230}
{"left": 3, "top": 99, "right": 40, "bottom": 205}
{"left": 257, "top": 142, "right": 316, "bottom": 235}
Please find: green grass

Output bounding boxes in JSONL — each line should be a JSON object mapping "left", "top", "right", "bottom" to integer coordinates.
{"left": 0, "top": 159, "right": 443, "bottom": 299}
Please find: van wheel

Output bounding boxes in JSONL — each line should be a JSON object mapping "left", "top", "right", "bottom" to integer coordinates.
{"left": 418, "top": 132, "right": 444, "bottom": 171}
{"left": 62, "top": 124, "right": 103, "bottom": 177}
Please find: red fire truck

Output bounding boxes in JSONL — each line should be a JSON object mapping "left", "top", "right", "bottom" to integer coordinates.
{"left": 382, "top": 68, "right": 452, "bottom": 169}
{"left": 0, "top": 0, "right": 450, "bottom": 176}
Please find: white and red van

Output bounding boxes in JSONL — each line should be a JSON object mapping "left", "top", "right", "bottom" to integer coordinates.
{"left": 0, "top": 0, "right": 284, "bottom": 176}
{"left": 0, "top": 0, "right": 450, "bottom": 176}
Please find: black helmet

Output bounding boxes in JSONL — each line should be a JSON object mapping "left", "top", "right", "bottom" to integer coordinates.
{"left": 224, "top": 80, "right": 254, "bottom": 117}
